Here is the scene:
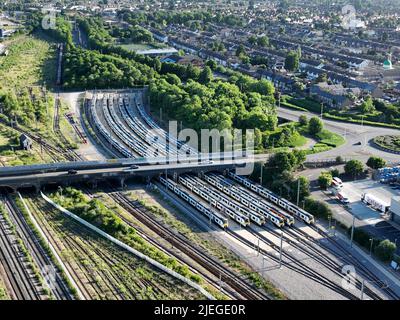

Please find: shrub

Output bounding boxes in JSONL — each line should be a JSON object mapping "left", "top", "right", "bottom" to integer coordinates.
{"left": 299, "top": 115, "right": 308, "bottom": 126}
{"left": 366, "top": 156, "right": 387, "bottom": 170}
{"left": 336, "top": 156, "right": 344, "bottom": 164}
{"left": 374, "top": 239, "right": 396, "bottom": 262}
{"left": 304, "top": 197, "right": 332, "bottom": 219}
{"left": 318, "top": 172, "right": 333, "bottom": 190}
{"left": 344, "top": 160, "right": 364, "bottom": 178}
{"left": 330, "top": 168, "right": 340, "bottom": 178}
{"left": 308, "top": 117, "right": 324, "bottom": 135}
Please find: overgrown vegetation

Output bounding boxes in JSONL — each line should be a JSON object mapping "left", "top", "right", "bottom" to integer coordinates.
{"left": 0, "top": 36, "right": 55, "bottom": 131}
{"left": 13, "top": 195, "right": 78, "bottom": 299}
{"left": 373, "top": 135, "right": 400, "bottom": 153}
{"left": 51, "top": 188, "right": 206, "bottom": 286}
{"left": 347, "top": 228, "right": 397, "bottom": 263}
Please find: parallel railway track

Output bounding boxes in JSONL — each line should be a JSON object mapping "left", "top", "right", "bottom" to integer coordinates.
{"left": 4, "top": 195, "right": 72, "bottom": 300}
{"left": 0, "top": 202, "right": 42, "bottom": 300}
{"left": 106, "top": 187, "right": 271, "bottom": 300}
{"left": 82, "top": 187, "right": 236, "bottom": 299}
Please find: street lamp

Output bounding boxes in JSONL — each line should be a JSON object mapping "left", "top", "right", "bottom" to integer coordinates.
{"left": 350, "top": 214, "right": 356, "bottom": 248}
{"left": 369, "top": 238, "right": 374, "bottom": 256}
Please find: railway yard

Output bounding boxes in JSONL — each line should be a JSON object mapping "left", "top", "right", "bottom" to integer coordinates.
{"left": 0, "top": 88, "right": 399, "bottom": 300}
{"left": 1, "top": 85, "right": 397, "bottom": 301}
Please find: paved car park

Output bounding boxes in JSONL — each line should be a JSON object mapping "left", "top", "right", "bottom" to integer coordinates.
{"left": 340, "top": 179, "right": 399, "bottom": 222}
{"left": 321, "top": 178, "right": 400, "bottom": 255}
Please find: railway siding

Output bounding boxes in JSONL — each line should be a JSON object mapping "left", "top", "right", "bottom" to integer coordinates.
{"left": 15, "top": 193, "right": 83, "bottom": 299}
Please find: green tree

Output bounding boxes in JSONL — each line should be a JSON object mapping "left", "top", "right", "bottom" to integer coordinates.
{"left": 258, "top": 36, "right": 269, "bottom": 47}
{"left": 344, "top": 159, "right": 364, "bottom": 178}
{"left": 290, "top": 176, "right": 310, "bottom": 201}
{"left": 236, "top": 44, "right": 246, "bottom": 57}
{"left": 198, "top": 66, "right": 213, "bottom": 85}
{"left": 304, "top": 197, "right": 332, "bottom": 219}
{"left": 330, "top": 168, "right": 340, "bottom": 178}
{"left": 374, "top": 239, "right": 396, "bottom": 262}
{"left": 359, "top": 96, "right": 375, "bottom": 114}
{"left": 336, "top": 156, "right": 344, "bottom": 164}
{"left": 205, "top": 59, "right": 217, "bottom": 70}
{"left": 248, "top": 35, "right": 257, "bottom": 45}
{"left": 316, "top": 73, "right": 328, "bottom": 83}
{"left": 299, "top": 115, "right": 308, "bottom": 126}
{"left": 318, "top": 172, "right": 333, "bottom": 190}
{"left": 366, "top": 156, "right": 387, "bottom": 170}
{"left": 308, "top": 117, "right": 324, "bottom": 135}
{"left": 285, "top": 50, "right": 300, "bottom": 71}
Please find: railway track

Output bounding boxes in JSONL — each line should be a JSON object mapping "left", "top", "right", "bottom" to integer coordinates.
{"left": 260, "top": 225, "right": 384, "bottom": 300}
{"left": 304, "top": 225, "right": 400, "bottom": 300}
{"left": 106, "top": 187, "right": 271, "bottom": 300}
{"left": 28, "top": 195, "right": 201, "bottom": 300}
{"left": 3, "top": 195, "right": 72, "bottom": 300}
{"left": 82, "top": 187, "right": 235, "bottom": 299}
{"left": 53, "top": 92, "right": 83, "bottom": 162}
{"left": 224, "top": 227, "right": 362, "bottom": 300}
{"left": 169, "top": 175, "right": 386, "bottom": 300}
{"left": 190, "top": 173, "right": 393, "bottom": 300}
{"left": 26, "top": 197, "right": 92, "bottom": 299}
{"left": 0, "top": 117, "right": 73, "bottom": 163}
{"left": 0, "top": 201, "right": 42, "bottom": 300}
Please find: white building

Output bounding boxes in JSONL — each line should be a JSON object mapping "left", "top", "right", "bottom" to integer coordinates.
{"left": 391, "top": 196, "right": 400, "bottom": 223}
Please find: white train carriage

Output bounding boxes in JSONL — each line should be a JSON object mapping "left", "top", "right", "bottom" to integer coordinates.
{"left": 121, "top": 98, "right": 170, "bottom": 156}
{"left": 159, "top": 176, "right": 228, "bottom": 229}
{"left": 183, "top": 175, "right": 259, "bottom": 226}
{"left": 204, "top": 174, "right": 284, "bottom": 228}
{"left": 104, "top": 99, "right": 147, "bottom": 157}
{"left": 179, "top": 176, "right": 251, "bottom": 227}
{"left": 135, "top": 99, "right": 197, "bottom": 155}
{"left": 228, "top": 172, "right": 315, "bottom": 224}
{"left": 91, "top": 96, "right": 134, "bottom": 157}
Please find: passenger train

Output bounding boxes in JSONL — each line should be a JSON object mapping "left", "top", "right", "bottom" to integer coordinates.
{"left": 178, "top": 175, "right": 252, "bottom": 227}
{"left": 206, "top": 173, "right": 294, "bottom": 227}
{"left": 159, "top": 176, "right": 228, "bottom": 229}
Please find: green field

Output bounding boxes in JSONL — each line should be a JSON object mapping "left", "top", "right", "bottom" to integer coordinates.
{"left": 316, "top": 129, "right": 346, "bottom": 148}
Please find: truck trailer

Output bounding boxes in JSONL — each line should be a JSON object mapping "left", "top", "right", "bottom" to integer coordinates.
{"left": 361, "top": 193, "right": 390, "bottom": 214}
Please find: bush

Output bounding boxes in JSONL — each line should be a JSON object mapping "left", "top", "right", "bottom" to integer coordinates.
{"left": 330, "top": 168, "right": 340, "bottom": 178}
{"left": 304, "top": 197, "right": 332, "bottom": 219}
{"left": 318, "top": 172, "right": 333, "bottom": 190}
{"left": 299, "top": 115, "right": 308, "bottom": 126}
{"left": 344, "top": 159, "right": 364, "bottom": 178}
{"left": 308, "top": 117, "right": 324, "bottom": 135}
{"left": 374, "top": 239, "right": 396, "bottom": 262}
{"left": 366, "top": 156, "right": 387, "bottom": 170}
{"left": 336, "top": 156, "right": 344, "bottom": 164}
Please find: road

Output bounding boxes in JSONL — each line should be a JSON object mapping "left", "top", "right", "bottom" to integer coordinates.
{"left": 0, "top": 159, "right": 250, "bottom": 189}
{"left": 277, "top": 107, "right": 400, "bottom": 164}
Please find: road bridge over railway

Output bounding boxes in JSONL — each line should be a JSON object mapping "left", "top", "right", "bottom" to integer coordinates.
{"left": 0, "top": 157, "right": 251, "bottom": 192}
